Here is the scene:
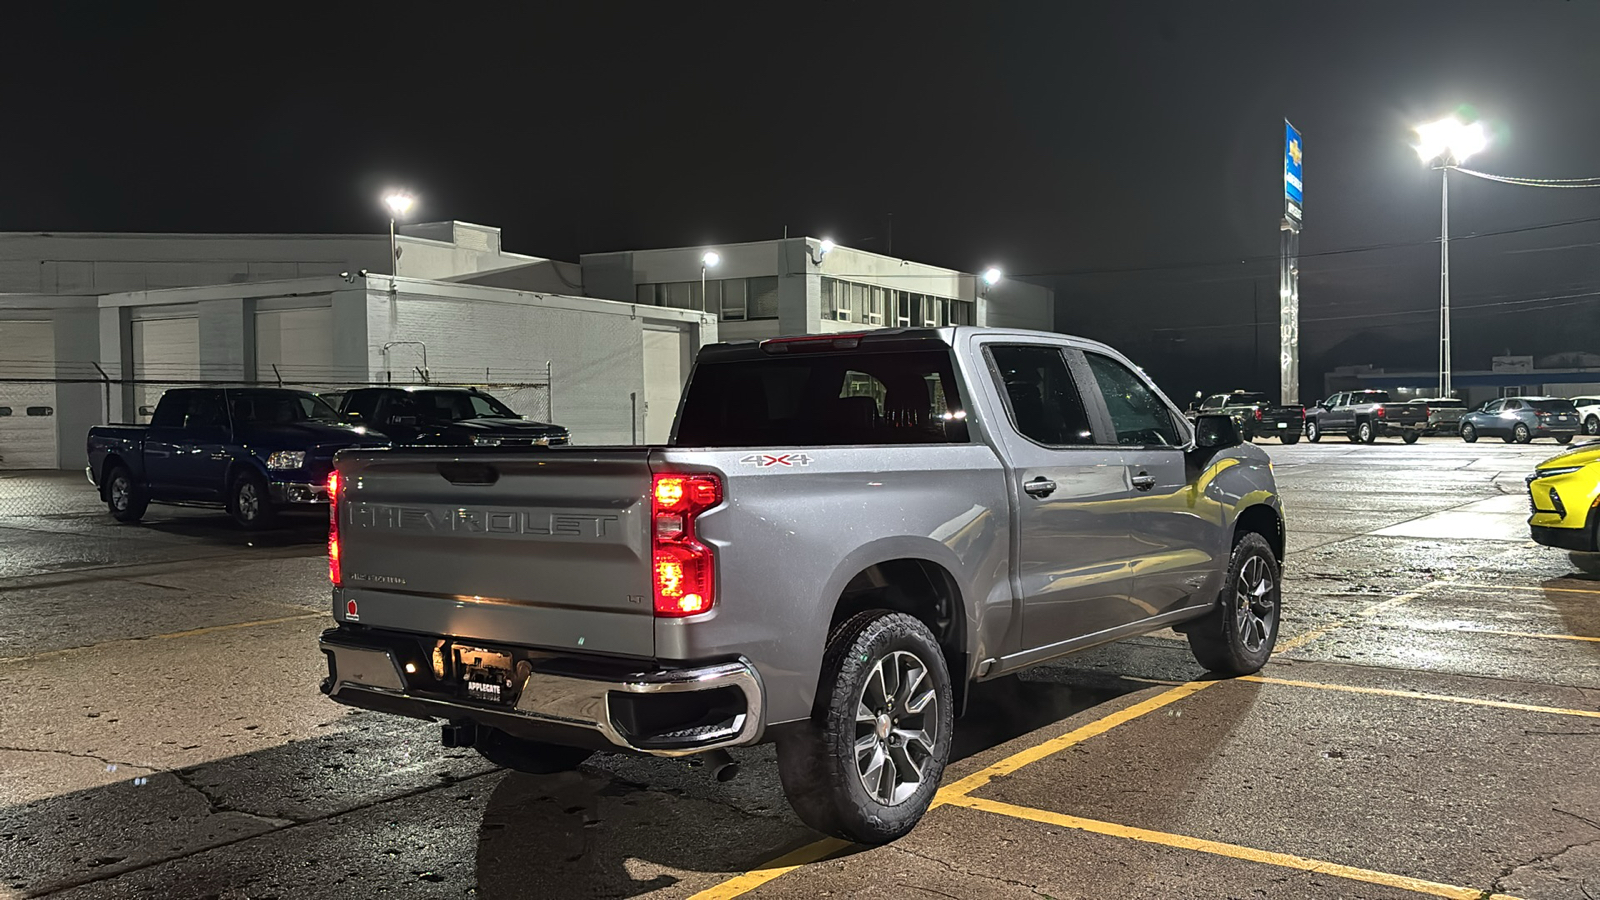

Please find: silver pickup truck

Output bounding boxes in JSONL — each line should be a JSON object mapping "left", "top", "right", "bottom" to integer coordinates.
{"left": 318, "top": 327, "right": 1285, "bottom": 843}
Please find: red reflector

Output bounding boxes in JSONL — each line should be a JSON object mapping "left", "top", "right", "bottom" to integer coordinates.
{"left": 345, "top": 598, "right": 358, "bottom": 620}
{"left": 1254, "top": 408, "right": 1263, "bottom": 421}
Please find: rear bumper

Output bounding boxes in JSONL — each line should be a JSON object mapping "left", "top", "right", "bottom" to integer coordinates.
{"left": 318, "top": 627, "right": 764, "bottom": 757}
{"left": 1374, "top": 421, "right": 1426, "bottom": 436}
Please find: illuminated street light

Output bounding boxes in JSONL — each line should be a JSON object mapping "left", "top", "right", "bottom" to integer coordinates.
{"left": 981, "top": 266, "right": 1002, "bottom": 299}
{"left": 819, "top": 238, "right": 835, "bottom": 257}
{"left": 701, "top": 250, "right": 720, "bottom": 310}
{"left": 1414, "top": 115, "right": 1490, "bottom": 399}
{"left": 382, "top": 191, "right": 415, "bottom": 275}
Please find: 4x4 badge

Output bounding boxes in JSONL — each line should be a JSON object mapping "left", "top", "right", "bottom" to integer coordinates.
{"left": 740, "top": 453, "right": 814, "bottom": 468}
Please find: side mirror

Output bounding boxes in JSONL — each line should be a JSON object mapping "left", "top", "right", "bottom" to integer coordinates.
{"left": 1193, "top": 413, "right": 1242, "bottom": 450}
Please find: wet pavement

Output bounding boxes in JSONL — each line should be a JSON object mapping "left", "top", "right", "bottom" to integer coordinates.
{"left": 2, "top": 438, "right": 1598, "bottom": 899}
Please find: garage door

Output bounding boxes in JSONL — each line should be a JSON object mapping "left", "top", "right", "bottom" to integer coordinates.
{"left": 256, "top": 307, "right": 334, "bottom": 390}
{"left": 0, "top": 321, "right": 58, "bottom": 469}
{"left": 133, "top": 318, "right": 199, "bottom": 423}
{"left": 642, "top": 327, "right": 686, "bottom": 444}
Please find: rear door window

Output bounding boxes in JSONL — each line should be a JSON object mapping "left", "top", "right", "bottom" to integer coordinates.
{"left": 675, "top": 349, "right": 969, "bottom": 446}
{"left": 985, "top": 345, "right": 1095, "bottom": 446}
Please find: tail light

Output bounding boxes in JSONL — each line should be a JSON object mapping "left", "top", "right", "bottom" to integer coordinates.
{"left": 1376, "top": 406, "right": 1386, "bottom": 418}
{"left": 651, "top": 473, "right": 721, "bottom": 617}
{"left": 1536, "top": 410, "right": 1550, "bottom": 419}
{"left": 1254, "top": 408, "right": 1263, "bottom": 421}
{"left": 327, "top": 471, "right": 342, "bottom": 587}
{"left": 1423, "top": 406, "right": 1431, "bottom": 418}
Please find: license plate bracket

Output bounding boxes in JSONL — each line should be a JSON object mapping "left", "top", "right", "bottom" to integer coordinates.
{"left": 454, "top": 644, "right": 518, "bottom": 706}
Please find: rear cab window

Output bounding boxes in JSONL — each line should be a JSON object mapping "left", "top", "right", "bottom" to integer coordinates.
{"left": 675, "top": 349, "right": 969, "bottom": 446}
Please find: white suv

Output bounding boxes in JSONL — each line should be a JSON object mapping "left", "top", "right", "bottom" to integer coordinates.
{"left": 1574, "top": 397, "right": 1600, "bottom": 436}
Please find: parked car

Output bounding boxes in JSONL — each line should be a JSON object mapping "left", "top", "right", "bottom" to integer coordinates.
{"left": 1408, "top": 397, "right": 1468, "bottom": 435}
{"left": 318, "top": 326, "right": 1285, "bottom": 845}
{"left": 1187, "top": 391, "right": 1304, "bottom": 444}
{"left": 1571, "top": 396, "right": 1600, "bottom": 436}
{"left": 1458, "top": 397, "right": 1580, "bottom": 444}
{"left": 1304, "top": 390, "right": 1428, "bottom": 444}
{"left": 330, "top": 386, "right": 569, "bottom": 447}
{"left": 86, "top": 388, "right": 388, "bottom": 528}
{"left": 1526, "top": 441, "right": 1600, "bottom": 552}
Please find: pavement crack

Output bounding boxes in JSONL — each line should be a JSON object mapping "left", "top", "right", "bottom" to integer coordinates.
{"left": 1555, "top": 807, "right": 1600, "bottom": 833}
{"left": 169, "top": 767, "right": 300, "bottom": 828}
{"left": 890, "top": 842, "right": 1052, "bottom": 897}
{"left": 1483, "top": 836, "right": 1600, "bottom": 898}
{"left": 0, "top": 744, "right": 154, "bottom": 773}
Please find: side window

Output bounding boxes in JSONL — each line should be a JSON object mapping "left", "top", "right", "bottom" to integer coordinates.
{"left": 1201, "top": 395, "right": 1224, "bottom": 410}
{"left": 1083, "top": 353, "right": 1183, "bottom": 447}
{"left": 149, "top": 393, "right": 189, "bottom": 428}
{"left": 985, "top": 345, "right": 1094, "bottom": 446}
{"left": 187, "top": 392, "right": 228, "bottom": 429}
{"left": 344, "top": 391, "right": 384, "bottom": 421}
{"left": 1483, "top": 399, "right": 1502, "bottom": 413}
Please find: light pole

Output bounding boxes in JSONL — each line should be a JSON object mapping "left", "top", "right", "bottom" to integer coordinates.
{"left": 383, "top": 191, "right": 415, "bottom": 276}
{"left": 1414, "top": 116, "right": 1488, "bottom": 399}
{"left": 701, "top": 250, "right": 720, "bottom": 311}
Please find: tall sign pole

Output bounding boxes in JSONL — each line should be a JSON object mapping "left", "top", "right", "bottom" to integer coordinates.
{"left": 1280, "top": 120, "right": 1303, "bottom": 405}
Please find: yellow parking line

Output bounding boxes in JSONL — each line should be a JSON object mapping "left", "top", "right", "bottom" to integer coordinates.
{"left": 1444, "top": 628, "right": 1600, "bottom": 644}
{"left": 1447, "top": 581, "right": 1600, "bottom": 597}
{"left": 946, "top": 794, "right": 1523, "bottom": 900}
{"left": 1239, "top": 675, "right": 1600, "bottom": 718}
{"left": 933, "top": 680, "right": 1215, "bottom": 804}
{"left": 1273, "top": 584, "right": 1438, "bottom": 654}
{"left": 0, "top": 613, "right": 326, "bottom": 664}
{"left": 685, "top": 838, "right": 852, "bottom": 900}
{"left": 690, "top": 680, "right": 1214, "bottom": 899}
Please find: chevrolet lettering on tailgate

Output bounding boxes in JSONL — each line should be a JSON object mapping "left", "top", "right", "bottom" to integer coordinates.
{"left": 349, "top": 504, "right": 620, "bottom": 538}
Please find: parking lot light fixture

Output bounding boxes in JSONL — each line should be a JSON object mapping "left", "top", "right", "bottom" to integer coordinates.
{"left": 1414, "top": 115, "right": 1489, "bottom": 400}
{"left": 382, "top": 191, "right": 415, "bottom": 275}
{"left": 701, "top": 250, "right": 721, "bottom": 311}
{"left": 981, "top": 266, "right": 1002, "bottom": 298}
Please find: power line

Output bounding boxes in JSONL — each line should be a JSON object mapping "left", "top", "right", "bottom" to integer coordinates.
{"left": 1455, "top": 166, "right": 1600, "bottom": 188}
{"left": 1150, "top": 286, "right": 1600, "bottom": 334}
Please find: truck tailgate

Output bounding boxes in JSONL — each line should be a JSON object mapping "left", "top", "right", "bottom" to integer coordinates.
{"left": 334, "top": 450, "right": 655, "bottom": 658}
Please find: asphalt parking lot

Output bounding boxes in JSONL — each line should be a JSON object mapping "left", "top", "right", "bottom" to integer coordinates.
{"left": 2, "top": 438, "right": 1598, "bottom": 899}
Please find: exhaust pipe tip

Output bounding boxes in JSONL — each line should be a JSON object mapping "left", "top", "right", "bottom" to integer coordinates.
{"left": 698, "top": 749, "right": 739, "bottom": 782}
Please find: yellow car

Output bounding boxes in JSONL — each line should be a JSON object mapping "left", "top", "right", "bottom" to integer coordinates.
{"left": 1527, "top": 441, "right": 1600, "bottom": 552}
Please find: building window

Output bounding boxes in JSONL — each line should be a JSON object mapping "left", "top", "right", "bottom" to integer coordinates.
{"left": 722, "top": 279, "right": 747, "bottom": 320}
{"left": 748, "top": 276, "right": 779, "bottom": 320}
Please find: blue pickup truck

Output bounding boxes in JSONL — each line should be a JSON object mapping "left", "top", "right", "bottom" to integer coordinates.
{"left": 86, "top": 387, "right": 388, "bottom": 528}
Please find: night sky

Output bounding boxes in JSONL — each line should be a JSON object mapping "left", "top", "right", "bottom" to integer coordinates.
{"left": 8, "top": 2, "right": 1599, "bottom": 399}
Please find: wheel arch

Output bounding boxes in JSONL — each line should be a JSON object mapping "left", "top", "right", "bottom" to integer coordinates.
{"left": 1232, "top": 503, "right": 1284, "bottom": 563}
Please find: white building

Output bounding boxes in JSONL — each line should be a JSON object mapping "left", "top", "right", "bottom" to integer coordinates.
{"left": 1, "top": 227, "right": 1051, "bottom": 470}
{"left": 581, "top": 237, "right": 1053, "bottom": 342}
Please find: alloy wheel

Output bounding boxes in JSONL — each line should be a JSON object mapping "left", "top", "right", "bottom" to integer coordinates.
{"left": 854, "top": 650, "right": 939, "bottom": 807}
{"left": 1235, "top": 554, "right": 1276, "bottom": 653}
{"left": 238, "top": 482, "right": 260, "bottom": 521}
{"left": 110, "top": 476, "right": 130, "bottom": 512}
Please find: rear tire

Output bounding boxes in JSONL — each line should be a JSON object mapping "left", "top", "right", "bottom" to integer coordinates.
{"left": 1557, "top": 434, "right": 1573, "bottom": 445}
{"left": 1461, "top": 422, "right": 1477, "bottom": 443}
{"left": 1281, "top": 433, "right": 1300, "bottom": 445}
{"left": 474, "top": 728, "right": 593, "bottom": 774}
{"left": 777, "top": 611, "right": 954, "bottom": 845}
{"left": 1585, "top": 415, "right": 1599, "bottom": 436}
{"left": 1306, "top": 421, "right": 1321, "bottom": 443}
{"left": 229, "top": 471, "right": 278, "bottom": 530}
{"left": 1357, "top": 420, "right": 1376, "bottom": 444}
{"left": 1402, "top": 430, "right": 1420, "bottom": 445}
{"left": 105, "top": 465, "right": 148, "bottom": 523}
{"left": 1513, "top": 423, "right": 1532, "bottom": 444}
{"left": 1187, "top": 532, "right": 1281, "bottom": 675}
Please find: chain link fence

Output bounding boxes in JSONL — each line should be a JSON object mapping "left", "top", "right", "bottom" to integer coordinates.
{"left": 0, "top": 375, "right": 554, "bottom": 519}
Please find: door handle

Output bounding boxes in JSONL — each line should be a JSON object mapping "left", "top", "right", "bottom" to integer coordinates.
{"left": 1131, "top": 472, "right": 1157, "bottom": 492}
{"left": 1023, "top": 477, "right": 1056, "bottom": 498}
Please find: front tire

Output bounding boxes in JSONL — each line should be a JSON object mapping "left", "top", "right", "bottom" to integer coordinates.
{"left": 105, "top": 464, "right": 148, "bottom": 523}
{"left": 1357, "top": 420, "right": 1376, "bottom": 444}
{"left": 1306, "top": 421, "right": 1321, "bottom": 443}
{"left": 1461, "top": 422, "right": 1478, "bottom": 443}
{"left": 1513, "top": 423, "right": 1532, "bottom": 444}
{"left": 1585, "top": 415, "right": 1599, "bottom": 436}
{"left": 229, "top": 471, "right": 278, "bottom": 530}
{"left": 1187, "top": 532, "right": 1281, "bottom": 675}
{"left": 777, "top": 611, "right": 954, "bottom": 845}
